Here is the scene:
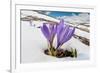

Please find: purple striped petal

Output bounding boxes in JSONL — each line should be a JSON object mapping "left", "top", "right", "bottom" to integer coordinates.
{"left": 57, "top": 19, "right": 64, "bottom": 47}
{"left": 53, "top": 25, "right": 57, "bottom": 35}
{"left": 49, "top": 24, "right": 57, "bottom": 42}
{"left": 59, "top": 25, "right": 69, "bottom": 43}
{"left": 41, "top": 23, "right": 50, "bottom": 42}
{"left": 61, "top": 27, "right": 75, "bottom": 45}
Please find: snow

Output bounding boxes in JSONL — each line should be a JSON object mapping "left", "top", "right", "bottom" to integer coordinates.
{"left": 57, "top": 13, "right": 90, "bottom": 24}
{"left": 75, "top": 29, "right": 89, "bottom": 39}
{"left": 21, "top": 21, "right": 89, "bottom": 63}
{"left": 78, "top": 24, "right": 89, "bottom": 30}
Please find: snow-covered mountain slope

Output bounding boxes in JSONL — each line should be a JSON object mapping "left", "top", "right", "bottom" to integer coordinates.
{"left": 21, "top": 10, "right": 89, "bottom": 39}
{"left": 21, "top": 10, "right": 59, "bottom": 23}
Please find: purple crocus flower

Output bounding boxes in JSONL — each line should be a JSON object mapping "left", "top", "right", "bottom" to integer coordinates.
{"left": 41, "top": 23, "right": 57, "bottom": 44}
{"left": 56, "top": 19, "right": 75, "bottom": 49}
{"left": 41, "top": 19, "right": 75, "bottom": 50}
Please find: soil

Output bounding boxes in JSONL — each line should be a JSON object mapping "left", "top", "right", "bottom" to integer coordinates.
{"left": 44, "top": 49, "right": 74, "bottom": 58}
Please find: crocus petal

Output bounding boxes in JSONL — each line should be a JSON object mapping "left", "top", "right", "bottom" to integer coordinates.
{"left": 53, "top": 25, "right": 57, "bottom": 35}
{"left": 41, "top": 23, "right": 50, "bottom": 42}
{"left": 61, "top": 27, "right": 75, "bottom": 45}
{"left": 49, "top": 24, "right": 54, "bottom": 37}
{"left": 57, "top": 19, "right": 64, "bottom": 47}
{"left": 66, "top": 27, "right": 75, "bottom": 41}
{"left": 59, "top": 25, "right": 69, "bottom": 43}
{"left": 59, "top": 19, "right": 64, "bottom": 25}
{"left": 49, "top": 24, "right": 54, "bottom": 32}
{"left": 57, "top": 19, "right": 64, "bottom": 35}
{"left": 48, "top": 24, "right": 57, "bottom": 42}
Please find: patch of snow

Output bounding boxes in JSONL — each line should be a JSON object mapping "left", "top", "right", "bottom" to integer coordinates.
{"left": 75, "top": 29, "right": 89, "bottom": 39}
{"left": 21, "top": 21, "right": 89, "bottom": 63}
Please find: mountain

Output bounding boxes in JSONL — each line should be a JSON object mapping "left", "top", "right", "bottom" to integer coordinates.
{"left": 21, "top": 10, "right": 90, "bottom": 46}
